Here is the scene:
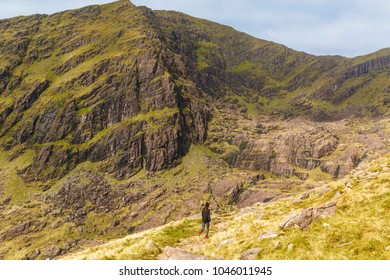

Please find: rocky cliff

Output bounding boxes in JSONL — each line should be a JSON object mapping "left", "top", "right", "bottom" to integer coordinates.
{"left": 0, "top": 1, "right": 209, "bottom": 183}
{"left": 0, "top": 0, "right": 389, "bottom": 259}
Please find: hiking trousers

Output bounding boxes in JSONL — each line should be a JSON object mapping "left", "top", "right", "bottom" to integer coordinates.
{"left": 200, "top": 222, "right": 210, "bottom": 234}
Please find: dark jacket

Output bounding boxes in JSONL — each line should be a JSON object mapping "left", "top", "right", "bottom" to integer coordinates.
{"left": 202, "top": 208, "right": 211, "bottom": 223}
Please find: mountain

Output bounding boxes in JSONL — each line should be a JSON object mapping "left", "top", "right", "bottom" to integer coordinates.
{"left": 0, "top": 0, "right": 389, "bottom": 260}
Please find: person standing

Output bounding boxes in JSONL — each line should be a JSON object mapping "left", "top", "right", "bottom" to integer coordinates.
{"left": 198, "top": 202, "right": 211, "bottom": 238}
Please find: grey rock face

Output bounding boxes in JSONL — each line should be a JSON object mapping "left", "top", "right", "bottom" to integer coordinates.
{"left": 280, "top": 201, "right": 337, "bottom": 230}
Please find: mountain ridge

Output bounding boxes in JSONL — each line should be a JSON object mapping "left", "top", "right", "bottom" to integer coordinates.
{"left": 0, "top": 0, "right": 389, "bottom": 260}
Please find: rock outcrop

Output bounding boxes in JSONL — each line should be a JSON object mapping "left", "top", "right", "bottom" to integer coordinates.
{"left": 23, "top": 249, "right": 41, "bottom": 260}
{"left": 211, "top": 179, "right": 243, "bottom": 206}
{"left": 240, "top": 248, "right": 261, "bottom": 260}
{"left": 280, "top": 201, "right": 337, "bottom": 230}
{"left": 42, "top": 245, "right": 63, "bottom": 260}
{"left": 0, "top": 220, "right": 47, "bottom": 242}
{"left": 238, "top": 190, "right": 278, "bottom": 207}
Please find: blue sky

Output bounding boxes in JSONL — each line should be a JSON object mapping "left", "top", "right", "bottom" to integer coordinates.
{"left": 0, "top": 0, "right": 389, "bottom": 57}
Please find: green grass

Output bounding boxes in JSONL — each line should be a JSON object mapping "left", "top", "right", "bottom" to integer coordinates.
{"left": 0, "top": 96, "right": 13, "bottom": 108}
{"left": 77, "top": 106, "right": 179, "bottom": 150}
{"left": 77, "top": 106, "right": 94, "bottom": 115}
{"left": 0, "top": 148, "right": 38, "bottom": 204}
{"left": 230, "top": 60, "right": 257, "bottom": 73}
{"left": 196, "top": 40, "right": 219, "bottom": 70}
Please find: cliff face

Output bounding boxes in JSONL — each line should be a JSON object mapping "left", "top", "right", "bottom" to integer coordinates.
{"left": 0, "top": 1, "right": 209, "bottom": 181}
{"left": 0, "top": 1, "right": 389, "bottom": 260}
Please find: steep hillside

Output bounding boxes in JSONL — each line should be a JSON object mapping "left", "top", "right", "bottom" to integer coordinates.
{"left": 0, "top": 0, "right": 389, "bottom": 260}
{"left": 0, "top": 0, "right": 209, "bottom": 182}
{"left": 155, "top": 11, "right": 390, "bottom": 119}
{"left": 62, "top": 153, "right": 390, "bottom": 260}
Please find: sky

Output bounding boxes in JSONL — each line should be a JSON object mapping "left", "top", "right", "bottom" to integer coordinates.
{"left": 0, "top": 0, "right": 389, "bottom": 58}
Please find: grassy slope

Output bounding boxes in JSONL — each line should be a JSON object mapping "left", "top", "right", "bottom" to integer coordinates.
{"left": 0, "top": 148, "right": 37, "bottom": 203}
{"left": 62, "top": 153, "right": 390, "bottom": 260}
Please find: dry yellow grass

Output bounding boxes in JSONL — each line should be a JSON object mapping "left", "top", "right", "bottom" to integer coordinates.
{"left": 61, "top": 154, "right": 390, "bottom": 260}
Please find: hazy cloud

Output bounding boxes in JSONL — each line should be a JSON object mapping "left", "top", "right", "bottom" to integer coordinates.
{"left": 0, "top": 0, "right": 113, "bottom": 19}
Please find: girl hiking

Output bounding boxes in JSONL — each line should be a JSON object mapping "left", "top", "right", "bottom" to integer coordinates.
{"left": 198, "top": 202, "right": 211, "bottom": 238}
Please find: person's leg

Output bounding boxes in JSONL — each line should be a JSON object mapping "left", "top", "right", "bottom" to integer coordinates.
{"left": 205, "top": 222, "right": 210, "bottom": 237}
{"left": 199, "top": 222, "right": 205, "bottom": 234}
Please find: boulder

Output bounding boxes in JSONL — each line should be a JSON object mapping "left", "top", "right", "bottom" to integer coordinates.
{"left": 212, "top": 179, "right": 243, "bottom": 205}
{"left": 317, "top": 187, "right": 332, "bottom": 195}
{"left": 280, "top": 201, "right": 337, "bottom": 230}
{"left": 240, "top": 248, "right": 261, "bottom": 260}
{"left": 300, "top": 192, "right": 310, "bottom": 200}
{"left": 42, "top": 245, "right": 62, "bottom": 259}
{"left": 216, "top": 238, "right": 236, "bottom": 248}
{"left": 279, "top": 212, "right": 300, "bottom": 229}
{"left": 245, "top": 174, "right": 265, "bottom": 185}
{"left": 333, "top": 192, "right": 342, "bottom": 199}
{"left": 144, "top": 241, "right": 158, "bottom": 252}
{"left": 158, "top": 246, "right": 212, "bottom": 260}
{"left": 23, "top": 249, "right": 41, "bottom": 260}
{"left": 259, "top": 232, "right": 278, "bottom": 240}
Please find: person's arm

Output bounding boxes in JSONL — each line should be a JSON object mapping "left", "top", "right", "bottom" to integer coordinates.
{"left": 208, "top": 210, "right": 211, "bottom": 222}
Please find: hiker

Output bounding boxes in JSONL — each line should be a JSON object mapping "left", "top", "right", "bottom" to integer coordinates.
{"left": 198, "top": 202, "right": 211, "bottom": 238}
